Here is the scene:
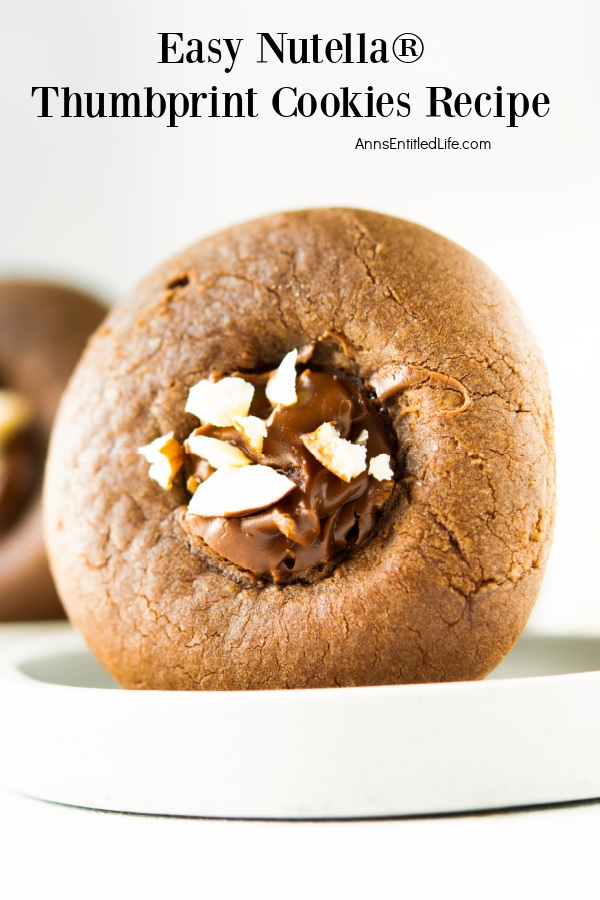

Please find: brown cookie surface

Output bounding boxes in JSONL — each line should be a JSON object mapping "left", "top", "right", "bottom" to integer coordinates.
{"left": 45, "top": 210, "right": 555, "bottom": 687}
{"left": 0, "top": 280, "right": 106, "bottom": 620}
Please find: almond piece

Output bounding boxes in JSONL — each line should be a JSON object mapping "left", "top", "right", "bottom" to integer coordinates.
{"left": 368, "top": 453, "right": 394, "bottom": 481}
{"left": 355, "top": 429, "right": 369, "bottom": 446}
{"left": 185, "top": 432, "right": 251, "bottom": 468}
{"left": 187, "top": 464, "right": 297, "bottom": 518}
{"left": 265, "top": 349, "right": 298, "bottom": 407}
{"left": 187, "top": 476, "right": 201, "bottom": 493}
{"left": 232, "top": 415, "right": 268, "bottom": 454}
{"left": 301, "top": 422, "right": 367, "bottom": 483}
{"left": 185, "top": 377, "right": 254, "bottom": 427}
{"left": 0, "top": 389, "right": 34, "bottom": 450}
{"left": 138, "top": 432, "right": 185, "bottom": 490}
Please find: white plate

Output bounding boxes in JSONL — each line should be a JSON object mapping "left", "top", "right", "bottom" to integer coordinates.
{"left": 1, "top": 625, "right": 599, "bottom": 819}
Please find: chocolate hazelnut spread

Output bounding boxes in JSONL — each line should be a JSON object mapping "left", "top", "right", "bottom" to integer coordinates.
{"left": 182, "top": 367, "right": 394, "bottom": 582}
{"left": 0, "top": 429, "right": 41, "bottom": 535}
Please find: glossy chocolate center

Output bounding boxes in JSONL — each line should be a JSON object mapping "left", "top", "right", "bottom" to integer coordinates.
{"left": 182, "top": 367, "right": 394, "bottom": 582}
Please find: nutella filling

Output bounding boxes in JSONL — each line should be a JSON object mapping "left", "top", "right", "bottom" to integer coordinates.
{"left": 0, "top": 387, "right": 40, "bottom": 535}
{"left": 0, "top": 432, "right": 41, "bottom": 534}
{"left": 139, "top": 345, "right": 474, "bottom": 584}
{"left": 182, "top": 366, "right": 394, "bottom": 582}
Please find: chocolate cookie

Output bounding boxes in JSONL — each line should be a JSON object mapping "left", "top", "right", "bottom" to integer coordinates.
{"left": 45, "top": 210, "right": 555, "bottom": 688}
{"left": 0, "top": 280, "right": 106, "bottom": 620}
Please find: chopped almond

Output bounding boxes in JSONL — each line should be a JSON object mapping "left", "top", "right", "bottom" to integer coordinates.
{"left": 185, "top": 376, "right": 254, "bottom": 427}
{"left": 368, "top": 454, "right": 394, "bottom": 481}
{"left": 301, "top": 422, "right": 367, "bottom": 483}
{"left": 265, "top": 349, "right": 298, "bottom": 407}
{"left": 185, "top": 432, "right": 251, "bottom": 468}
{"left": 138, "top": 432, "right": 185, "bottom": 490}
{"left": 187, "top": 464, "right": 297, "bottom": 518}
{"left": 232, "top": 415, "right": 268, "bottom": 454}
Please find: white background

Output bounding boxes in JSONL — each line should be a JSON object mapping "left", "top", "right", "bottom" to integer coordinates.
{"left": 1, "top": 0, "right": 599, "bottom": 625}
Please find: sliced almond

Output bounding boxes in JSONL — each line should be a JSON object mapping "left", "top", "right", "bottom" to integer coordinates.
{"left": 232, "top": 415, "right": 268, "bottom": 454}
{"left": 185, "top": 376, "right": 254, "bottom": 427}
{"left": 187, "top": 475, "right": 201, "bottom": 493}
{"left": 271, "top": 508, "right": 297, "bottom": 541}
{"left": 296, "top": 343, "right": 316, "bottom": 364}
{"left": 185, "top": 432, "right": 251, "bottom": 468}
{"left": 187, "top": 464, "right": 297, "bottom": 518}
{"left": 301, "top": 422, "right": 367, "bottom": 483}
{"left": 355, "top": 428, "right": 369, "bottom": 446}
{"left": 368, "top": 453, "right": 394, "bottom": 481}
{"left": 0, "top": 389, "right": 34, "bottom": 450}
{"left": 138, "top": 432, "right": 185, "bottom": 490}
{"left": 265, "top": 348, "right": 298, "bottom": 407}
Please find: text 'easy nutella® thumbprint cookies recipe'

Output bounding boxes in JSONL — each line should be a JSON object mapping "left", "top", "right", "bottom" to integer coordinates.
{"left": 44, "top": 210, "right": 555, "bottom": 690}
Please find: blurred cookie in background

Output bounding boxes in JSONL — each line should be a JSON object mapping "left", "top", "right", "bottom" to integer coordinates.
{"left": 0, "top": 280, "right": 106, "bottom": 620}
